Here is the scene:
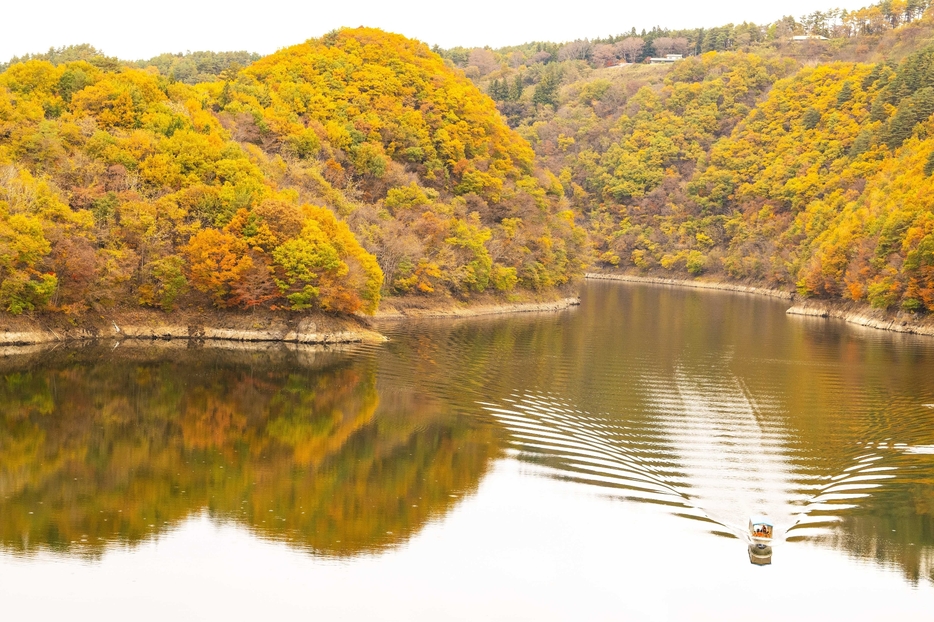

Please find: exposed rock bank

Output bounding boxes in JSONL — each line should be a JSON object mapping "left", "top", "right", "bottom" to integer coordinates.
{"left": 786, "top": 299, "right": 934, "bottom": 337}
{"left": 372, "top": 297, "right": 581, "bottom": 320}
{"left": 0, "top": 295, "right": 582, "bottom": 348}
{"left": 584, "top": 272, "right": 794, "bottom": 300}
{"left": 586, "top": 271, "right": 934, "bottom": 338}
{"left": 0, "top": 311, "right": 385, "bottom": 347}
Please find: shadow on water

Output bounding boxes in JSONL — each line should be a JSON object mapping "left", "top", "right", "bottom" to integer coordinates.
{"left": 0, "top": 342, "right": 499, "bottom": 559}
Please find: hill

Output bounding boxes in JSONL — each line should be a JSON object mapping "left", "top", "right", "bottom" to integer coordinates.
{"left": 6, "top": 3, "right": 934, "bottom": 323}
{"left": 442, "top": 3, "right": 934, "bottom": 314}
{"left": 0, "top": 29, "right": 587, "bottom": 322}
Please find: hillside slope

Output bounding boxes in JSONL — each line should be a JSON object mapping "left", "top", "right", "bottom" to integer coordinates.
{"left": 457, "top": 5, "right": 934, "bottom": 315}
{"left": 0, "top": 29, "right": 587, "bottom": 321}
{"left": 586, "top": 44, "right": 934, "bottom": 313}
{"left": 206, "top": 28, "right": 587, "bottom": 297}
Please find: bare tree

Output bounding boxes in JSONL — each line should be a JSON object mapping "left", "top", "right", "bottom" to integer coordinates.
{"left": 671, "top": 37, "right": 689, "bottom": 55}
{"left": 508, "top": 51, "right": 526, "bottom": 67}
{"left": 617, "top": 37, "right": 645, "bottom": 63}
{"left": 653, "top": 37, "right": 673, "bottom": 56}
{"left": 557, "top": 39, "right": 594, "bottom": 62}
{"left": 773, "top": 15, "right": 799, "bottom": 40}
{"left": 652, "top": 37, "right": 689, "bottom": 56}
{"left": 530, "top": 51, "right": 552, "bottom": 64}
{"left": 592, "top": 43, "right": 619, "bottom": 67}
{"left": 468, "top": 48, "right": 498, "bottom": 76}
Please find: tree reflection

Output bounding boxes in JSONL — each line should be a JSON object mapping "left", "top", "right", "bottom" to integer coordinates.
{"left": 0, "top": 344, "right": 498, "bottom": 558}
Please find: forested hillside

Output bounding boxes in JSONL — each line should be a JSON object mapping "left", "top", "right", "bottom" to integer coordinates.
{"left": 0, "top": 29, "right": 585, "bottom": 318}
{"left": 5, "top": 2, "right": 934, "bottom": 320}
{"left": 443, "top": 1, "right": 934, "bottom": 313}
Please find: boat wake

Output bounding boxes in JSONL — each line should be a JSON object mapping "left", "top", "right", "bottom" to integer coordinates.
{"left": 479, "top": 369, "right": 913, "bottom": 547}
{"left": 478, "top": 393, "right": 719, "bottom": 528}
{"left": 785, "top": 447, "right": 896, "bottom": 539}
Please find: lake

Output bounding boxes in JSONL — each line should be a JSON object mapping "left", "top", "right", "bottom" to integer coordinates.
{"left": 1, "top": 280, "right": 932, "bottom": 620}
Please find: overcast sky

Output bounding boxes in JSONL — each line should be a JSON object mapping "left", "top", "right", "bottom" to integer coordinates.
{"left": 4, "top": 0, "right": 874, "bottom": 62}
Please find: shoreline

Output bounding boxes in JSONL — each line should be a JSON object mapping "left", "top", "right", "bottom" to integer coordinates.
{"left": 0, "top": 295, "right": 582, "bottom": 349}
{"left": 0, "top": 312, "right": 385, "bottom": 349}
{"left": 8, "top": 273, "right": 929, "bottom": 347}
{"left": 0, "top": 326, "right": 381, "bottom": 348}
{"left": 785, "top": 298, "right": 934, "bottom": 337}
{"left": 372, "top": 296, "right": 581, "bottom": 320}
{"left": 586, "top": 271, "right": 934, "bottom": 338}
{"left": 584, "top": 272, "right": 795, "bottom": 300}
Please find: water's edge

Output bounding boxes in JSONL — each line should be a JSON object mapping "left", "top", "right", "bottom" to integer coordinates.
{"left": 585, "top": 272, "right": 794, "bottom": 300}
{"left": 586, "top": 272, "right": 934, "bottom": 337}
{"left": 0, "top": 297, "right": 582, "bottom": 347}
{"left": 786, "top": 298, "right": 934, "bottom": 337}
{"left": 0, "top": 313, "right": 384, "bottom": 347}
{"left": 372, "top": 297, "right": 581, "bottom": 321}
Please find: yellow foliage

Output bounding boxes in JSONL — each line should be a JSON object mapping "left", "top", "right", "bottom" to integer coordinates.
{"left": 0, "top": 28, "right": 589, "bottom": 319}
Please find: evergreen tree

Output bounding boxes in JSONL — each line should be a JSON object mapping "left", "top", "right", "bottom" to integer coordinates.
{"left": 509, "top": 74, "right": 523, "bottom": 101}
{"left": 488, "top": 78, "right": 504, "bottom": 100}
{"left": 533, "top": 68, "right": 561, "bottom": 107}
{"left": 837, "top": 81, "right": 853, "bottom": 105}
{"left": 885, "top": 87, "right": 934, "bottom": 148}
{"left": 924, "top": 150, "right": 934, "bottom": 176}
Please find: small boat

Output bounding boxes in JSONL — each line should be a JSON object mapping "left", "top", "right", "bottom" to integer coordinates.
{"left": 748, "top": 515, "right": 773, "bottom": 547}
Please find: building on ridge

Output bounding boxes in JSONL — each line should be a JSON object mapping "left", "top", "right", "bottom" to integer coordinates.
{"left": 648, "top": 54, "right": 683, "bottom": 64}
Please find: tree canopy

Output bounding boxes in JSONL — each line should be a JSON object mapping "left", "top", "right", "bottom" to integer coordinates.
{"left": 5, "top": 2, "right": 934, "bottom": 319}
{"left": 0, "top": 28, "right": 588, "bottom": 318}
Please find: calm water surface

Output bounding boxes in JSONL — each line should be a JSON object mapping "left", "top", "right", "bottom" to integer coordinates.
{"left": 1, "top": 281, "right": 933, "bottom": 620}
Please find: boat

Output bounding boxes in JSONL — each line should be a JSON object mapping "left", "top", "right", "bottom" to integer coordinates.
{"left": 749, "top": 515, "right": 774, "bottom": 548}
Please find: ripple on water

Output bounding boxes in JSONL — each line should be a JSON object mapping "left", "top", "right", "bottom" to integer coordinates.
{"left": 479, "top": 378, "right": 927, "bottom": 550}
{"left": 479, "top": 395, "right": 708, "bottom": 518}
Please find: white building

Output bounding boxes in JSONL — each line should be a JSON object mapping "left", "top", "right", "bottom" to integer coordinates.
{"left": 648, "top": 54, "right": 684, "bottom": 64}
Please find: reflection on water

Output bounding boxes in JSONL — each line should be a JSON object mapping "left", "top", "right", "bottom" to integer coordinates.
{"left": 0, "top": 344, "right": 497, "bottom": 558}
{"left": 474, "top": 282, "right": 934, "bottom": 584}
{"left": 749, "top": 544, "right": 773, "bottom": 565}
{"left": 1, "top": 280, "right": 933, "bottom": 594}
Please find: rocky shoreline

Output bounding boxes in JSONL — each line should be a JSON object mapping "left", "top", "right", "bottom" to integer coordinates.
{"left": 0, "top": 313, "right": 385, "bottom": 348}
{"left": 372, "top": 296, "right": 581, "bottom": 320}
{"left": 785, "top": 298, "right": 934, "bottom": 337}
{"left": 586, "top": 271, "right": 934, "bottom": 338}
{"left": 0, "top": 295, "right": 582, "bottom": 349}
{"left": 584, "top": 272, "right": 794, "bottom": 300}
{"left": 6, "top": 272, "right": 929, "bottom": 347}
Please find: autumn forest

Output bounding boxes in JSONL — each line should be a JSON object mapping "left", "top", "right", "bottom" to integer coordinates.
{"left": 3, "top": 0, "right": 934, "bottom": 318}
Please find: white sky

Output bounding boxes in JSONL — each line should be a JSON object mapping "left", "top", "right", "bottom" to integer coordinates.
{"left": 4, "top": 0, "right": 874, "bottom": 62}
